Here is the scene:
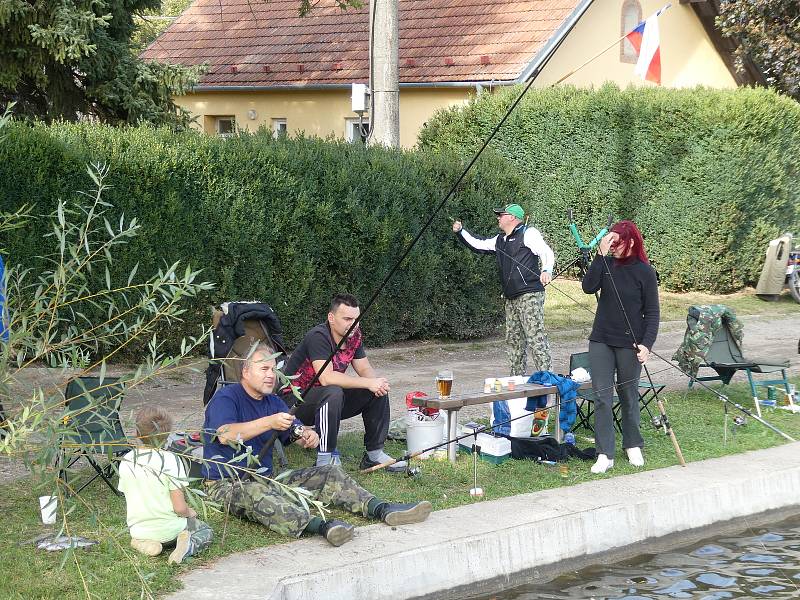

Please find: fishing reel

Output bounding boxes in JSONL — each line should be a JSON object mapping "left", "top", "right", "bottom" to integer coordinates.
{"left": 286, "top": 423, "right": 307, "bottom": 443}
{"left": 733, "top": 415, "right": 746, "bottom": 427}
{"left": 405, "top": 465, "right": 422, "bottom": 478}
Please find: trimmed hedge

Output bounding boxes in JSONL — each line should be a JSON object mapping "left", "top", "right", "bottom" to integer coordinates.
{"left": 0, "top": 123, "right": 524, "bottom": 348}
{"left": 419, "top": 84, "right": 800, "bottom": 292}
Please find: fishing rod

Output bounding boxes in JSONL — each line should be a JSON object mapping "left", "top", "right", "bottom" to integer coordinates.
{"left": 360, "top": 364, "right": 681, "bottom": 474}
{"left": 360, "top": 398, "right": 561, "bottom": 474}
{"left": 255, "top": 4, "right": 681, "bottom": 468}
{"left": 490, "top": 216, "right": 795, "bottom": 444}
{"left": 249, "top": 6, "right": 598, "bottom": 467}
{"left": 593, "top": 236, "right": 686, "bottom": 466}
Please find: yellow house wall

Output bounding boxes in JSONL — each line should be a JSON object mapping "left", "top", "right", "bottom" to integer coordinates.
{"left": 175, "top": 0, "right": 737, "bottom": 146}
{"left": 535, "top": 0, "right": 737, "bottom": 89}
{"left": 176, "top": 87, "right": 474, "bottom": 148}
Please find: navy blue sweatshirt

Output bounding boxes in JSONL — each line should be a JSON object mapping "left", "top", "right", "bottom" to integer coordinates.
{"left": 582, "top": 254, "right": 660, "bottom": 350}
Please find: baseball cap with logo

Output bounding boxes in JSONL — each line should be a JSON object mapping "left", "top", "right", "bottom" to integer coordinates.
{"left": 492, "top": 203, "right": 525, "bottom": 220}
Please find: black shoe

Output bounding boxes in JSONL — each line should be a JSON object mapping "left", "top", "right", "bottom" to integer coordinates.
{"left": 373, "top": 501, "right": 433, "bottom": 526}
{"left": 359, "top": 452, "right": 407, "bottom": 474}
{"left": 319, "top": 519, "right": 354, "bottom": 547}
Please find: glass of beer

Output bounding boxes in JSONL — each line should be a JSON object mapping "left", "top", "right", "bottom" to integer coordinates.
{"left": 436, "top": 370, "right": 453, "bottom": 399}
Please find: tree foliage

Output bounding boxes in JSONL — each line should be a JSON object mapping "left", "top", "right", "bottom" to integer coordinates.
{"left": 0, "top": 0, "right": 203, "bottom": 125}
{"left": 718, "top": 0, "right": 800, "bottom": 99}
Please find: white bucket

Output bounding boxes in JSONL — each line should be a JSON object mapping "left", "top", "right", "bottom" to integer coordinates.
{"left": 406, "top": 416, "right": 444, "bottom": 459}
{"left": 39, "top": 495, "right": 58, "bottom": 525}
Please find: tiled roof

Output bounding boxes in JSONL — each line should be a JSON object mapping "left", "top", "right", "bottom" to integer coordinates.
{"left": 141, "top": 0, "right": 584, "bottom": 87}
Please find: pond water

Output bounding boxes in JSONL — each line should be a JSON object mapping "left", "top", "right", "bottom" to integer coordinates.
{"left": 465, "top": 513, "right": 800, "bottom": 600}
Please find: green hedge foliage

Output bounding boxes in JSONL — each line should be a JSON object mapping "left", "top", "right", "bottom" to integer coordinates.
{"left": 419, "top": 84, "right": 800, "bottom": 293}
{"left": 0, "top": 123, "right": 524, "bottom": 349}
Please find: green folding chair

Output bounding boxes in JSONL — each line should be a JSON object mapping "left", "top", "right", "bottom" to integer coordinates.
{"left": 57, "top": 376, "right": 127, "bottom": 496}
{"left": 570, "top": 352, "right": 665, "bottom": 433}
{"left": 570, "top": 352, "right": 621, "bottom": 434}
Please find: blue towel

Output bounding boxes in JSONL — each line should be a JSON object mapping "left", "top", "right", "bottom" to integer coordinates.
{"left": 525, "top": 371, "right": 582, "bottom": 433}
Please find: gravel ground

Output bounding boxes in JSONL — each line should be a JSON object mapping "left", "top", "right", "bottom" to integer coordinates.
{"left": 2, "top": 313, "right": 797, "bottom": 483}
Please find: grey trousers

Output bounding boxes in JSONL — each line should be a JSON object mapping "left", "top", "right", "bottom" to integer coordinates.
{"left": 588, "top": 341, "right": 644, "bottom": 458}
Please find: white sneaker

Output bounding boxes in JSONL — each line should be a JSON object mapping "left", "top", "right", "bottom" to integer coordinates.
{"left": 626, "top": 447, "right": 644, "bottom": 467}
{"left": 590, "top": 454, "right": 614, "bottom": 474}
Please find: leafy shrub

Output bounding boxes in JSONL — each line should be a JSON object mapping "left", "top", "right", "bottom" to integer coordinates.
{"left": 0, "top": 124, "right": 522, "bottom": 348}
{"left": 419, "top": 84, "right": 800, "bottom": 292}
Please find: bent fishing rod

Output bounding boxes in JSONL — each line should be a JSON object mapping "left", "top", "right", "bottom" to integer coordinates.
{"left": 252, "top": 5, "right": 676, "bottom": 467}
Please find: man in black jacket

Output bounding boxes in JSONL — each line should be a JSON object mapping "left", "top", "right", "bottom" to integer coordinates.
{"left": 453, "top": 203, "right": 554, "bottom": 376}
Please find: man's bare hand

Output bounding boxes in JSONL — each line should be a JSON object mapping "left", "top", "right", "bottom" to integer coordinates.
{"left": 295, "top": 427, "right": 319, "bottom": 449}
{"left": 452, "top": 220, "right": 462, "bottom": 233}
{"left": 369, "top": 377, "right": 391, "bottom": 396}
{"left": 268, "top": 412, "right": 295, "bottom": 431}
{"left": 540, "top": 271, "right": 552, "bottom": 285}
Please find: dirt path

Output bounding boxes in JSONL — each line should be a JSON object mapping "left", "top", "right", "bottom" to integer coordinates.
{"left": 2, "top": 314, "right": 798, "bottom": 483}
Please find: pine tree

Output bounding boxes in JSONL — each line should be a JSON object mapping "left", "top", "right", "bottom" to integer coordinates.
{"left": 0, "top": 0, "right": 203, "bottom": 125}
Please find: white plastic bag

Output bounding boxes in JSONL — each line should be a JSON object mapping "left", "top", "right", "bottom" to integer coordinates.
{"left": 490, "top": 397, "right": 535, "bottom": 438}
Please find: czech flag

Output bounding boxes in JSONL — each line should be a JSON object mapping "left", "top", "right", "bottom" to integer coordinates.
{"left": 626, "top": 6, "right": 669, "bottom": 85}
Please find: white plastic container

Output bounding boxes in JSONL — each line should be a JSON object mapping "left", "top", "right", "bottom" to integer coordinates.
{"left": 406, "top": 415, "right": 444, "bottom": 459}
{"left": 39, "top": 495, "right": 57, "bottom": 525}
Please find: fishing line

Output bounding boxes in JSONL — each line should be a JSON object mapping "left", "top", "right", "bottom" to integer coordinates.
{"left": 486, "top": 224, "right": 794, "bottom": 442}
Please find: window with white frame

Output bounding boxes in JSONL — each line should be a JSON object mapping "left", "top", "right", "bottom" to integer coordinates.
{"left": 345, "top": 118, "right": 370, "bottom": 143}
{"left": 215, "top": 116, "right": 236, "bottom": 136}
{"left": 272, "top": 118, "right": 287, "bottom": 137}
{"left": 620, "top": 0, "right": 642, "bottom": 64}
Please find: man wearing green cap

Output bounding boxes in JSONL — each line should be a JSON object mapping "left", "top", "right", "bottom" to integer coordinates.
{"left": 453, "top": 204, "right": 554, "bottom": 375}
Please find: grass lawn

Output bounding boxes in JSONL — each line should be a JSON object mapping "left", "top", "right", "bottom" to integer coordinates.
{"left": 543, "top": 279, "right": 798, "bottom": 332}
{"left": 1, "top": 378, "right": 798, "bottom": 600}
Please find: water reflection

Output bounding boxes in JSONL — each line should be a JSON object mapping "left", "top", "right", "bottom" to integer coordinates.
{"left": 465, "top": 514, "right": 800, "bottom": 599}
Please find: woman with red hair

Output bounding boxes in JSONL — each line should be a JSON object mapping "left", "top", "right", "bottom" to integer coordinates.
{"left": 581, "top": 220, "right": 660, "bottom": 474}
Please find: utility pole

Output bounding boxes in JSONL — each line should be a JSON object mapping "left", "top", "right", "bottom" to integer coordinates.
{"left": 366, "top": 0, "right": 399, "bottom": 148}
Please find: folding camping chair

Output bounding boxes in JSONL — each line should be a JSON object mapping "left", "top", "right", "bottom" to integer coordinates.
{"left": 569, "top": 352, "right": 664, "bottom": 433}
{"left": 684, "top": 309, "right": 791, "bottom": 414}
{"left": 203, "top": 301, "right": 290, "bottom": 468}
{"left": 570, "top": 352, "right": 621, "bottom": 434}
{"left": 57, "top": 376, "right": 127, "bottom": 496}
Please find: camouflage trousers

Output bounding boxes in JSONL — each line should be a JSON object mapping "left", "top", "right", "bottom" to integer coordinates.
{"left": 505, "top": 291, "right": 551, "bottom": 376}
{"left": 206, "top": 464, "right": 375, "bottom": 538}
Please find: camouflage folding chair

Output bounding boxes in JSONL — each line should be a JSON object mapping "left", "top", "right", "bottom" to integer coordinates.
{"left": 674, "top": 304, "right": 791, "bottom": 414}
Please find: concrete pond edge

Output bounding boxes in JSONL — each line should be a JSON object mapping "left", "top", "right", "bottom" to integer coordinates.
{"left": 169, "top": 443, "right": 800, "bottom": 600}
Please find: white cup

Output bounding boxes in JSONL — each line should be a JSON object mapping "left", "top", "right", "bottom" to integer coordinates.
{"left": 39, "top": 495, "right": 58, "bottom": 525}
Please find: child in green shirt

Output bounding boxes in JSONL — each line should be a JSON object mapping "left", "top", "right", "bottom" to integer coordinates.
{"left": 118, "top": 406, "right": 212, "bottom": 563}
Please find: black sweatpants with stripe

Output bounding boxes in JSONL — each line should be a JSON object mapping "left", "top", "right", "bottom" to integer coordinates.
{"left": 282, "top": 386, "right": 390, "bottom": 453}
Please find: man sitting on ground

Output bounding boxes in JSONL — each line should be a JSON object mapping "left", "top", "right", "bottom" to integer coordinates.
{"left": 202, "top": 343, "right": 432, "bottom": 546}
{"left": 281, "top": 293, "right": 406, "bottom": 472}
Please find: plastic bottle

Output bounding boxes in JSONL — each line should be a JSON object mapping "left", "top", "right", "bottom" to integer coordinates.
{"left": 494, "top": 378, "right": 502, "bottom": 393}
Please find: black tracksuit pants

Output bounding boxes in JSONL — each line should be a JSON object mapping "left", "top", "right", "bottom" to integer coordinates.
{"left": 282, "top": 386, "right": 390, "bottom": 453}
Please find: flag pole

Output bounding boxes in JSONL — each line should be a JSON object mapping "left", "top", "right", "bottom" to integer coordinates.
{"left": 551, "top": 3, "right": 671, "bottom": 87}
